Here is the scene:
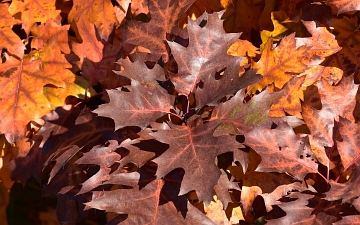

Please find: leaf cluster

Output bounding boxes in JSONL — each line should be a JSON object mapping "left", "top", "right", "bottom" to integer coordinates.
{"left": 1, "top": 0, "right": 360, "bottom": 224}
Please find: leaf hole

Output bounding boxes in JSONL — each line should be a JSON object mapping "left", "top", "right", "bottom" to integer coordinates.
{"left": 300, "top": 155, "right": 304, "bottom": 159}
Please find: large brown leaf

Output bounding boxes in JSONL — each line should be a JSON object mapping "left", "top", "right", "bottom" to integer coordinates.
{"left": 123, "top": 0, "right": 195, "bottom": 62}
{"left": 302, "top": 75, "right": 358, "bottom": 165}
{"left": 243, "top": 121, "right": 319, "bottom": 180}
{"left": 168, "top": 11, "right": 243, "bottom": 95}
{"left": 95, "top": 80, "right": 174, "bottom": 130}
{"left": 151, "top": 119, "right": 242, "bottom": 204}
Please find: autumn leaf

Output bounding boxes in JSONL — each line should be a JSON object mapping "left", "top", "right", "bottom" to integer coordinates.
{"left": 0, "top": 40, "right": 71, "bottom": 143}
{"left": 75, "top": 141, "right": 120, "bottom": 195}
{"left": 8, "top": 0, "right": 61, "bottom": 35}
{"left": 43, "top": 71, "right": 94, "bottom": 108}
{"left": 269, "top": 76, "right": 305, "bottom": 118}
{"left": 302, "top": 75, "right": 358, "bottom": 165}
{"left": 325, "top": 16, "right": 360, "bottom": 76}
{"left": 123, "top": 0, "right": 195, "bottom": 62}
{"left": 296, "top": 20, "right": 341, "bottom": 62}
{"left": 86, "top": 172, "right": 164, "bottom": 223}
{"left": 94, "top": 72, "right": 174, "bottom": 130}
{"left": 211, "top": 88, "right": 304, "bottom": 133}
{"left": 80, "top": 41, "right": 127, "bottom": 88}
{"left": 71, "top": 16, "right": 104, "bottom": 63}
{"left": 227, "top": 39, "right": 260, "bottom": 58}
{"left": 68, "top": 0, "right": 118, "bottom": 41}
{"left": 151, "top": 119, "right": 242, "bottom": 204}
{"left": 30, "top": 20, "right": 71, "bottom": 54}
{"left": 300, "top": 65, "right": 343, "bottom": 87}
{"left": 260, "top": 10, "right": 305, "bottom": 50}
{"left": 222, "top": 0, "right": 264, "bottom": 40}
{"left": 0, "top": 4, "right": 25, "bottom": 58}
{"left": 249, "top": 33, "right": 310, "bottom": 93}
{"left": 325, "top": 0, "right": 360, "bottom": 14}
{"left": 243, "top": 121, "right": 320, "bottom": 180}
{"left": 168, "top": 11, "right": 243, "bottom": 95}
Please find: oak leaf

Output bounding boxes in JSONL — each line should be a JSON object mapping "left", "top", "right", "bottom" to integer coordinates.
{"left": 269, "top": 76, "right": 305, "bottom": 118}
{"left": 296, "top": 20, "right": 341, "bottom": 63}
{"left": 326, "top": 0, "right": 360, "bottom": 14}
{"left": 302, "top": 75, "right": 358, "bottom": 164}
{"left": 0, "top": 4, "right": 25, "bottom": 58}
{"left": 168, "top": 11, "right": 243, "bottom": 95}
{"left": 151, "top": 119, "right": 242, "bottom": 204}
{"left": 30, "top": 21, "right": 71, "bottom": 54}
{"left": 243, "top": 121, "right": 319, "bottom": 180}
{"left": 75, "top": 141, "right": 120, "bottom": 195}
{"left": 0, "top": 40, "right": 71, "bottom": 143}
{"left": 71, "top": 16, "right": 104, "bottom": 63}
{"left": 95, "top": 80, "right": 174, "bottom": 130}
{"left": 211, "top": 88, "right": 304, "bottom": 134}
{"left": 325, "top": 16, "right": 360, "bottom": 76}
{"left": 250, "top": 33, "right": 310, "bottom": 93}
{"left": 68, "top": 0, "right": 118, "bottom": 41}
{"left": 8, "top": 0, "right": 61, "bottom": 35}
{"left": 123, "top": 0, "right": 195, "bottom": 62}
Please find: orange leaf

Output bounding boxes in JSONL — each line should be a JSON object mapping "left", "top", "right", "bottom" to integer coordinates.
{"left": 71, "top": 16, "right": 104, "bottom": 63}
{"left": 269, "top": 76, "right": 305, "bottom": 118}
{"left": 0, "top": 41, "right": 71, "bottom": 143}
{"left": 30, "top": 20, "right": 71, "bottom": 54}
{"left": 0, "top": 4, "right": 25, "bottom": 58}
{"left": 8, "top": 0, "right": 61, "bottom": 35}
{"left": 227, "top": 39, "right": 260, "bottom": 58}
{"left": 250, "top": 33, "right": 310, "bottom": 93}
{"left": 68, "top": 0, "right": 118, "bottom": 41}
{"left": 300, "top": 65, "right": 343, "bottom": 87}
{"left": 296, "top": 20, "right": 341, "bottom": 63}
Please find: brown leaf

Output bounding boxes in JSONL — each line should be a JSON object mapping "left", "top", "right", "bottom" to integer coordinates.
{"left": 243, "top": 122, "right": 319, "bottom": 180}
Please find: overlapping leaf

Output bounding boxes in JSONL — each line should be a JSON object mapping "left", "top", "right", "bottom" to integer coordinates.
{"left": 325, "top": 16, "right": 360, "bottom": 76}
{"left": 68, "top": 0, "right": 118, "bottom": 41}
{"left": 243, "top": 121, "right": 319, "bottom": 180}
{"left": 95, "top": 54, "right": 175, "bottom": 130}
{"left": 168, "top": 11, "right": 243, "bottom": 95}
{"left": 250, "top": 33, "right": 310, "bottom": 93}
{"left": 8, "top": 0, "right": 61, "bottom": 35}
{"left": 326, "top": 0, "right": 360, "bottom": 14}
{"left": 151, "top": 119, "right": 242, "bottom": 204}
{"left": 0, "top": 4, "right": 25, "bottom": 58}
{"left": 0, "top": 40, "right": 71, "bottom": 143}
{"left": 123, "top": 0, "right": 195, "bottom": 62}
